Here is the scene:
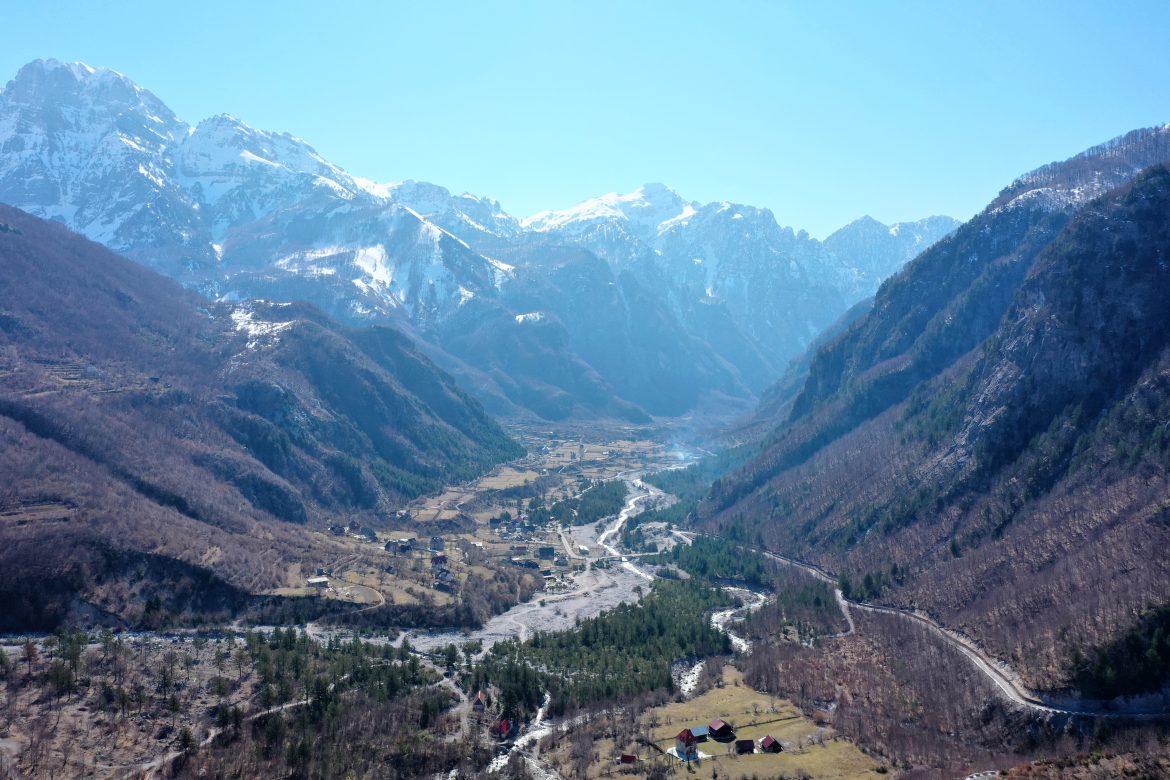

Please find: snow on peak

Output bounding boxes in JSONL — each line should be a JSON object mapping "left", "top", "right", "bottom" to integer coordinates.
{"left": 387, "top": 179, "right": 520, "bottom": 238}
{"left": 522, "top": 182, "right": 691, "bottom": 237}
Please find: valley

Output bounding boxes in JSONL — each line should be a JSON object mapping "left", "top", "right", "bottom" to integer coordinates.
{"left": 2, "top": 15, "right": 1170, "bottom": 778}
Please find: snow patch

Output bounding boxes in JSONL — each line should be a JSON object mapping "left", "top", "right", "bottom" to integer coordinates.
{"left": 239, "top": 149, "right": 279, "bottom": 167}
{"left": 136, "top": 164, "right": 166, "bottom": 189}
{"left": 351, "top": 245, "right": 392, "bottom": 289}
{"left": 230, "top": 306, "right": 294, "bottom": 349}
{"left": 514, "top": 311, "right": 545, "bottom": 324}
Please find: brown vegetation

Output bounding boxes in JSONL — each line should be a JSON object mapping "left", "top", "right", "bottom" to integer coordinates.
{"left": 0, "top": 204, "right": 522, "bottom": 630}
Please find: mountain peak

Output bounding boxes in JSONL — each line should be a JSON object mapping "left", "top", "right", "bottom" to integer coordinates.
{"left": 8, "top": 58, "right": 145, "bottom": 100}
{"left": 3, "top": 57, "right": 186, "bottom": 137}
{"left": 522, "top": 182, "right": 689, "bottom": 236}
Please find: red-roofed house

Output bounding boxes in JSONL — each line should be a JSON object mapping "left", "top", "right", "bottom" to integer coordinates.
{"left": 495, "top": 718, "right": 514, "bottom": 740}
{"left": 708, "top": 718, "right": 734, "bottom": 741}
{"left": 760, "top": 735, "right": 782, "bottom": 753}
{"left": 675, "top": 728, "right": 699, "bottom": 760}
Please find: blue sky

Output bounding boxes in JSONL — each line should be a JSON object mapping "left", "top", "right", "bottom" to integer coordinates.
{"left": 3, "top": 1, "right": 1169, "bottom": 237}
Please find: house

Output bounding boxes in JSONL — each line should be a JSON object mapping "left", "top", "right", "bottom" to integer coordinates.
{"left": 306, "top": 576, "right": 329, "bottom": 589}
{"left": 398, "top": 540, "right": 413, "bottom": 554}
{"left": 675, "top": 728, "right": 699, "bottom": 760}
{"left": 430, "top": 535, "right": 445, "bottom": 551}
{"left": 735, "top": 739, "right": 755, "bottom": 755}
{"left": 536, "top": 546, "right": 556, "bottom": 560}
{"left": 512, "top": 545, "right": 528, "bottom": 554}
{"left": 359, "top": 526, "right": 377, "bottom": 541}
{"left": 472, "top": 691, "right": 490, "bottom": 713}
{"left": 619, "top": 753, "right": 637, "bottom": 765}
{"left": 431, "top": 554, "right": 448, "bottom": 568}
{"left": 759, "top": 735, "right": 782, "bottom": 753}
{"left": 494, "top": 718, "right": 514, "bottom": 740}
{"left": 329, "top": 525, "right": 346, "bottom": 536}
{"left": 708, "top": 719, "right": 734, "bottom": 741}
{"left": 434, "top": 580, "right": 456, "bottom": 594}
{"left": 689, "top": 725, "right": 709, "bottom": 742}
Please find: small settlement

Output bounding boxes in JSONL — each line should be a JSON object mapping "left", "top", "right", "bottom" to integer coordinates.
{"left": 668, "top": 718, "right": 784, "bottom": 762}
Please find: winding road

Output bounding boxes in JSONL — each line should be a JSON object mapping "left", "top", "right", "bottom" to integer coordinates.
{"left": 749, "top": 546, "right": 1170, "bottom": 719}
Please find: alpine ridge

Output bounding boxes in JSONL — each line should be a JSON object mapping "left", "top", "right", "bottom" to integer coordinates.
{"left": 0, "top": 58, "right": 957, "bottom": 421}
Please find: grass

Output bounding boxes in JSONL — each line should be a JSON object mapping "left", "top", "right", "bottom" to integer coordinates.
{"left": 583, "top": 666, "right": 884, "bottom": 780}
{"left": 478, "top": 468, "right": 541, "bottom": 490}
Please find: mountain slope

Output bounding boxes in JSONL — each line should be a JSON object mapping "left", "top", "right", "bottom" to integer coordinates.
{"left": 704, "top": 130, "right": 1170, "bottom": 695}
{"left": 0, "top": 204, "right": 522, "bottom": 628}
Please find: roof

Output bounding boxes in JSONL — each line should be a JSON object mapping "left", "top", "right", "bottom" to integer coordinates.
{"left": 306, "top": 576, "right": 329, "bottom": 585}
{"left": 709, "top": 719, "right": 730, "bottom": 731}
{"left": 675, "top": 728, "right": 697, "bottom": 744}
{"left": 690, "top": 725, "right": 709, "bottom": 736}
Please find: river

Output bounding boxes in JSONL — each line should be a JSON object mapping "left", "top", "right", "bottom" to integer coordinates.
{"left": 405, "top": 475, "right": 665, "bottom": 655}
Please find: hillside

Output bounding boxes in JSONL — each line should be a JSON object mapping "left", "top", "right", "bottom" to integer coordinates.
{"left": 706, "top": 129, "right": 1170, "bottom": 695}
{"left": 0, "top": 204, "right": 522, "bottom": 630}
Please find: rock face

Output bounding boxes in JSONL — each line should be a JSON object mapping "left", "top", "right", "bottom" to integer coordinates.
{"left": 708, "top": 126, "right": 1170, "bottom": 693}
{"left": 0, "top": 58, "right": 955, "bottom": 420}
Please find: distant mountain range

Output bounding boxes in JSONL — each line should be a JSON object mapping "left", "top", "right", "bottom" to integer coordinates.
{"left": 705, "top": 122, "right": 1170, "bottom": 697}
{"left": 0, "top": 58, "right": 957, "bottom": 421}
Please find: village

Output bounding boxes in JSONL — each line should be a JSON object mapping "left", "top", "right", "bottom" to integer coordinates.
{"left": 278, "top": 430, "right": 682, "bottom": 614}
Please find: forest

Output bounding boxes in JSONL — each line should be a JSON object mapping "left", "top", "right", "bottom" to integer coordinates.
{"left": 473, "top": 579, "right": 731, "bottom": 718}
{"left": 527, "top": 478, "right": 628, "bottom": 527}
{"left": 650, "top": 535, "right": 770, "bottom": 587}
{"left": 0, "top": 625, "right": 498, "bottom": 779}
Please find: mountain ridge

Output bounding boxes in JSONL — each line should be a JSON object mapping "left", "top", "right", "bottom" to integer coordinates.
{"left": 704, "top": 127, "right": 1170, "bottom": 695}
{"left": 0, "top": 57, "right": 957, "bottom": 421}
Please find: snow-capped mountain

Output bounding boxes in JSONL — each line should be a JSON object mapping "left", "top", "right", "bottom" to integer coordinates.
{"left": 387, "top": 180, "right": 521, "bottom": 241}
{"left": 823, "top": 214, "right": 961, "bottom": 299}
{"left": 0, "top": 60, "right": 210, "bottom": 273}
{"left": 0, "top": 59, "right": 955, "bottom": 421}
{"left": 514, "top": 184, "right": 956, "bottom": 359}
{"left": 175, "top": 113, "right": 383, "bottom": 237}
